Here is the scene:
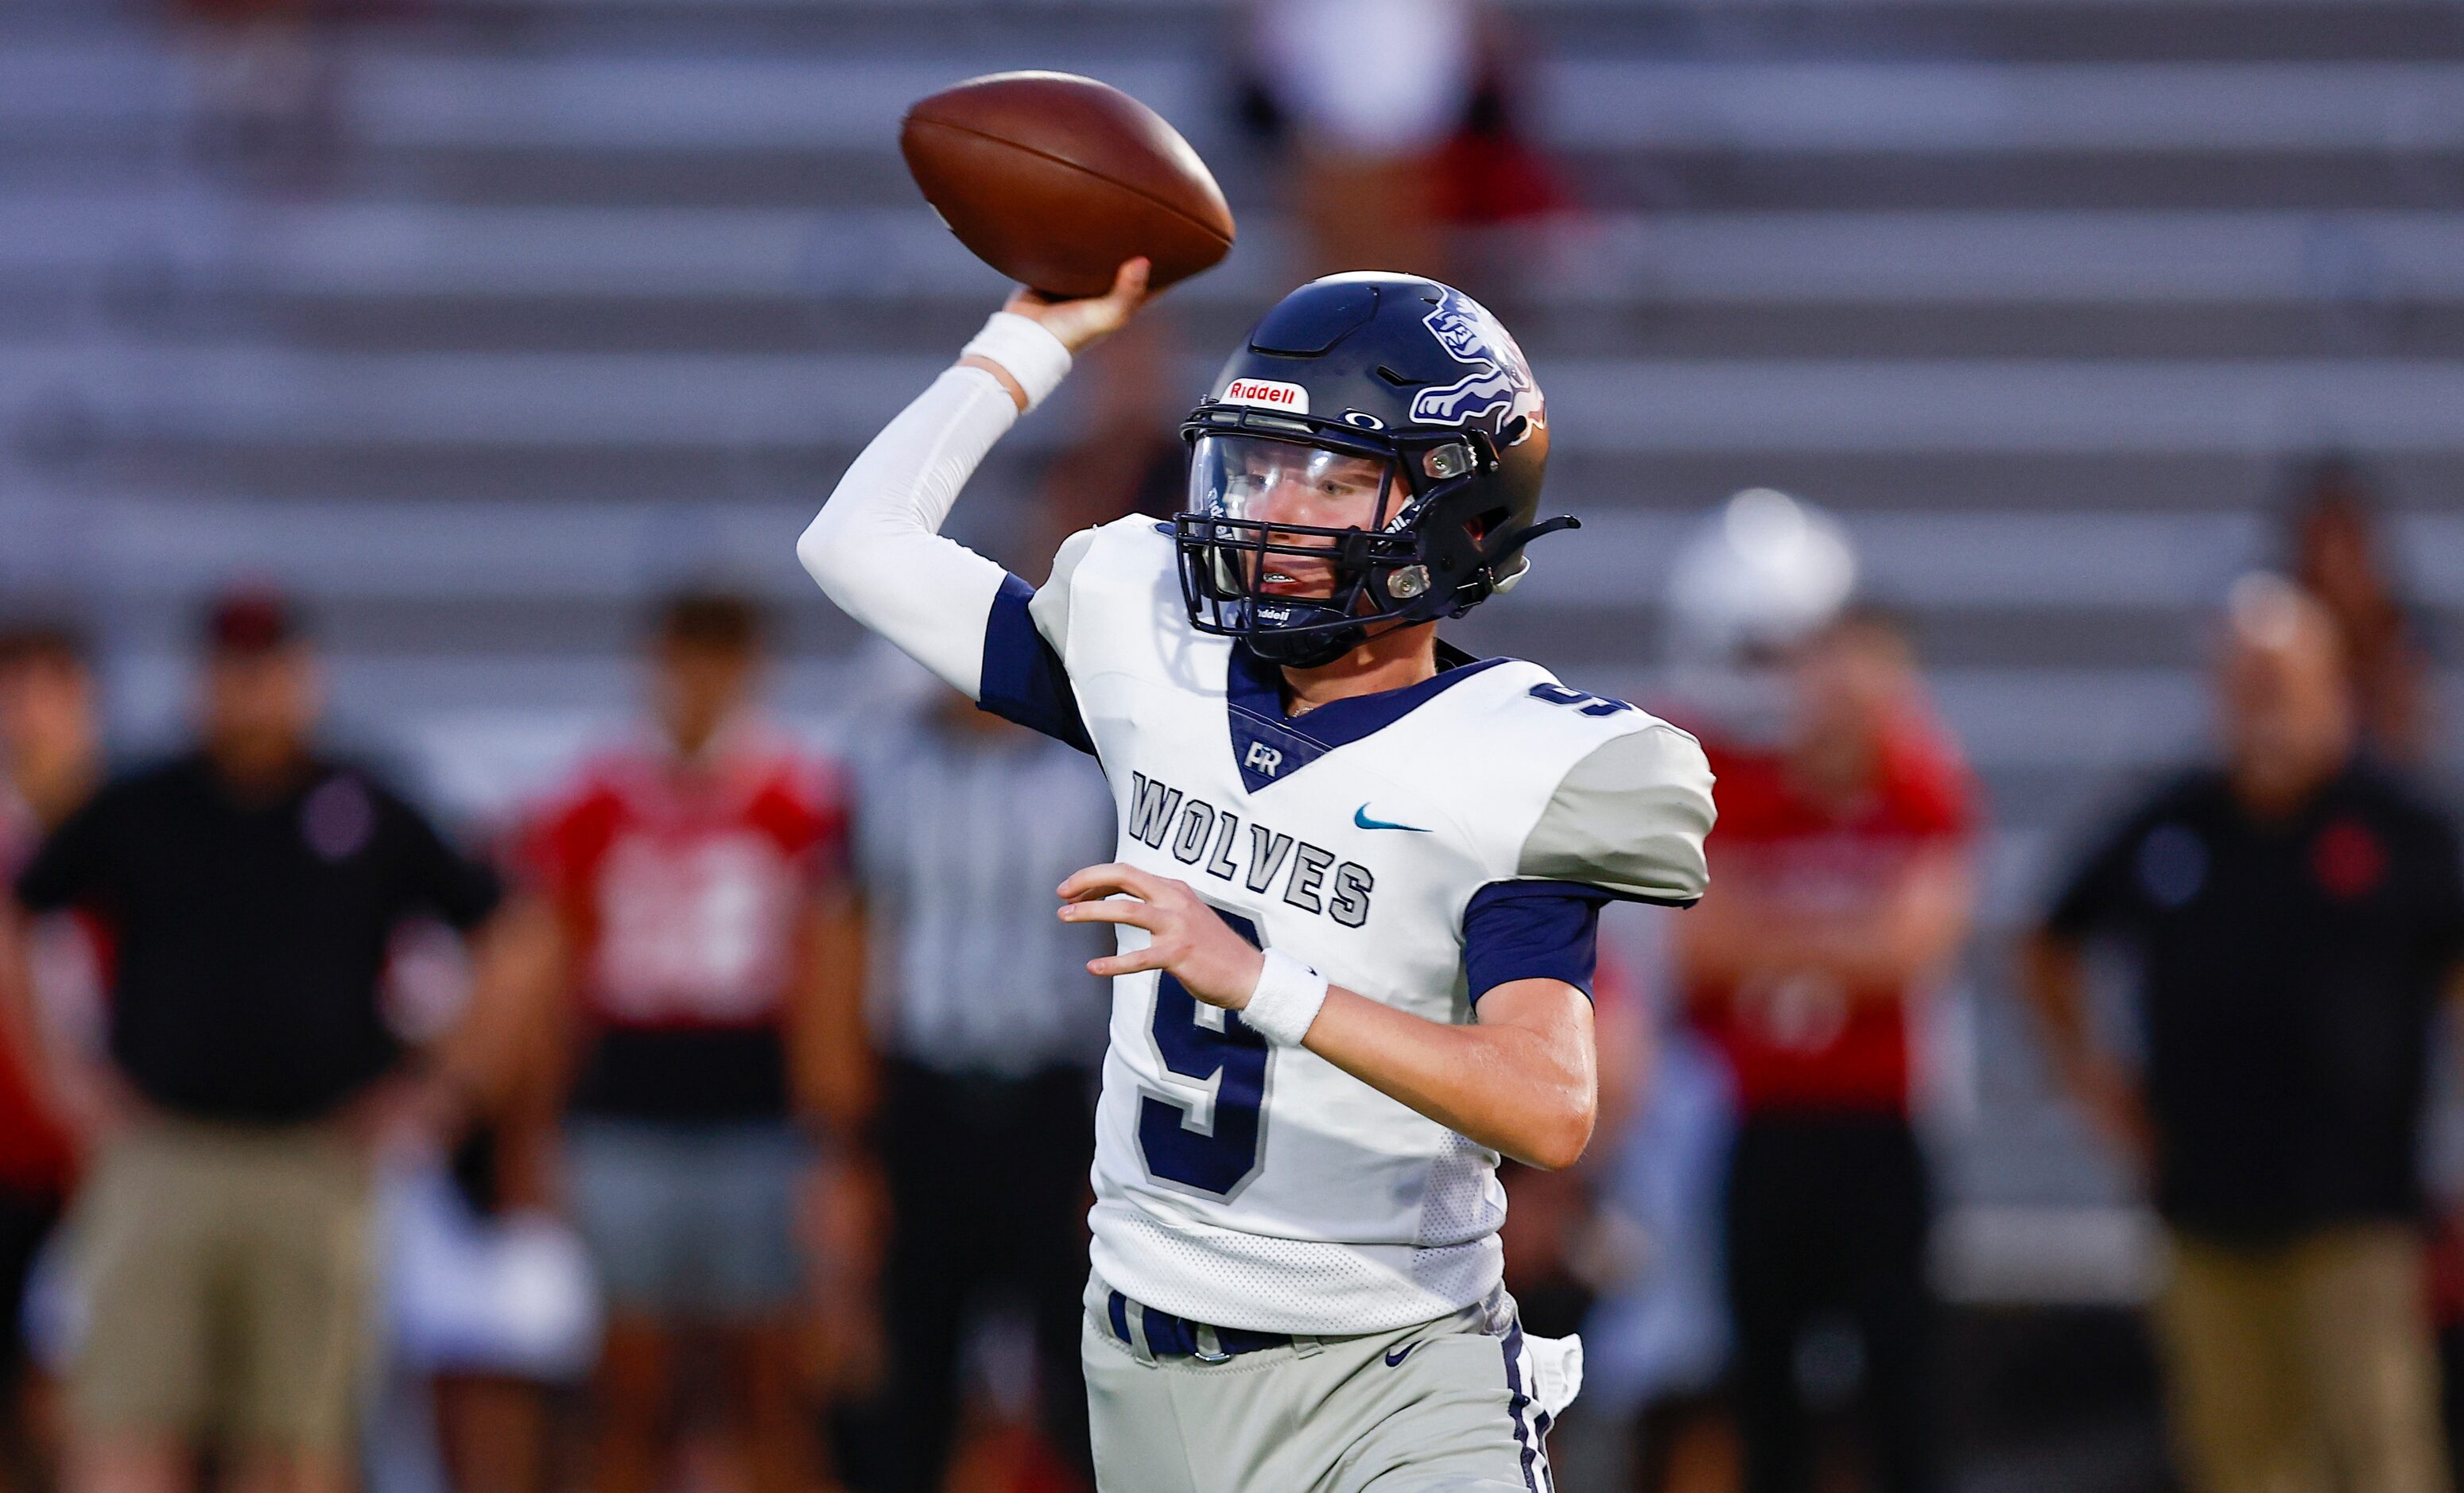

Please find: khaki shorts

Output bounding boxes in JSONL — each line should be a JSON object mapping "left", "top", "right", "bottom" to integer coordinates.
{"left": 1082, "top": 1274, "right": 1581, "bottom": 1493}
{"left": 2156, "top": 1223, "right": 2450, "bottom": 1493}
{"left": 68, "top": 1118, "right": 374, "bottom": 1454}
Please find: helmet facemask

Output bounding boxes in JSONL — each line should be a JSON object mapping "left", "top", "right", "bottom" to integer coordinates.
{"left": 1174, "top": 275, "right": 1572, "bottom": 668}
{"left": 1174, "top": 432, "right": 1445, "bottom": 669}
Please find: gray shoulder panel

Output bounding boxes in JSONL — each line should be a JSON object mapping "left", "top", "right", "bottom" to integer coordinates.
{"left": 1028, "top": 525, "right": 1101, "bottom": 652}
{"left": 1518, "top": 723, "right": 1717, "bottom": 903}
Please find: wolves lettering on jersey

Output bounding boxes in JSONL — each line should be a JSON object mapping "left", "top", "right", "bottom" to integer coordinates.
{"left": 991, "top": 515, "right": 1713, "bottom": 1336}
{"left": 1124, "top": 770, "right": 1375, "bottom": 927}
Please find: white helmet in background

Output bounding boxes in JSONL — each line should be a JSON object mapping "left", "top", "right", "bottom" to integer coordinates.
{"left": 1663, "top": 487, "right": 1859, "bottom": 743}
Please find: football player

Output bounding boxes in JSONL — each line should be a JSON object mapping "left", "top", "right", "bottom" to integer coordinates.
{"left": 798, "top": 258, "right": 1716, "bottom": 1491}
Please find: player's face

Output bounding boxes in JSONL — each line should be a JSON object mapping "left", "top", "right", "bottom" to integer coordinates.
{"left": 2220, "top": 607, "right": 2349, "bottom": 781}
{"left": 1791, "top": 619, "right": 1910, "bottom": 753}
{"left": 1189, "top": 436, "right": 1395, "bottom": 599}
{"left": 0, "top": 653, "right": 91, "bottom": 772}
{"left": 202, "top": 645, "right": 320, "bottom": 776}
{"left": 653, "top": 639, "right": 758, "bottom": 757}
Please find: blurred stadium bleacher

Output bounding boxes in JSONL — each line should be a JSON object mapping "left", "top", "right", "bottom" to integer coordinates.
{"left": 2, "top": 0, "right": 2461, "bottom": 1309}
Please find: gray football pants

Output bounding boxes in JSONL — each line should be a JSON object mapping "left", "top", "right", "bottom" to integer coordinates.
{"left": 1082, "top": 1279, "right": 1578, "bottom": 1492}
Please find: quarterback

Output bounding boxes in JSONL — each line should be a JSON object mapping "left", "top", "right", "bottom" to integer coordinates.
{"left": 799, "top": 258, "right": 1716, "bottom": 1491}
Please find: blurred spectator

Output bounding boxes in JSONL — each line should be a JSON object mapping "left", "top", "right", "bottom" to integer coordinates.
{"left": 381, "top": 968, "right": 598, "bottom": 1493}
{"left": 0, "top": 622, "right": 101, "bottom": 832}
{"left": 0, "top": 620, "right": 103, "bottom": 1490}
{"left": 2284, "top": 457, "right": 2435, "bottom": 767}
{"left": 2021, "top": 573, "right": 2463, "bottom": 1493}
{"left": 1244, "top": 0, "right": 1480, "bottom": 281}
{"left": 848, "top": 690, "right": 1114, "bottom": 1493}
{"left": 1661, "top": 491, "right": 1861, "bottom": 753}
{"left": 1431, "top": 41, "right": 1576, "bottom": 233}
{"left": 1679, "top": 607, "right": 1979, "bottom": 1493}
{"left": 7, "top": 589, "right": 538, "bottom": 1493}
{"left": 519, "top": 590, "right": 860, "bottom": 1493}
{"left": 170, "top": 0, "right": 334, "bottom": 182}
{"left": 1576, "top": 490, "right": 1862, "bottom": 1493}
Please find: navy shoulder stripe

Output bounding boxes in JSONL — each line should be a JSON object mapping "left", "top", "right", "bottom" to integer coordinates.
{"left": 976, "top": 574, "right": 1094, "bottom": 755}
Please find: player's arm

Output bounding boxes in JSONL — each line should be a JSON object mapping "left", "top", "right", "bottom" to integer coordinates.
{"left": 2013, "top": 809, "right": 2166, "bottom": 1171}
{"left": 423, "top": 891, "right": 568, "bottom": 1120}
{"left": 789, "top": 883, "right": 873, "bottom": 1134}
{"left": 9, "top": 794, "right": 143, "bottom": 1150}
{"left": 0, "top": 908, "right": 60, "bottom": 1126}
{"left": 2016, "top": 925, "right": 2153, "bottom": 1170}
{"left": 1056, "top": 863, "right": 1601, "bottom": 1169}
{"left": 794, "top": 259, "right": 1150, "bottom": 700}
{"left": 1302, "top": 976, "right": 1599, "bottom": 1172}
{"left": 1275, "top": 720, "right": 1716, "bottom": 1169}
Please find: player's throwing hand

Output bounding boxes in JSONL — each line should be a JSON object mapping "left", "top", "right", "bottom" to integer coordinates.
{"left": 957, "top": 257, "right": 1150, "bottom": 413}
{"left": 1057, "top": 862, "right": 1266, "bottom": 1007}
{"left": 1003, "top": 256, "right": 1151, "bottom": 354}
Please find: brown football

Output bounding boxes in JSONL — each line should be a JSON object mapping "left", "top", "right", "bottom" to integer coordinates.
{"left": 900, "top": 72, "right": 1236, "bottom": 299}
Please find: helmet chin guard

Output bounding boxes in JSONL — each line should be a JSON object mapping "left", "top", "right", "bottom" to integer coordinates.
{"left": 1174, "top": 273, "right": 1570, "bottom": 668}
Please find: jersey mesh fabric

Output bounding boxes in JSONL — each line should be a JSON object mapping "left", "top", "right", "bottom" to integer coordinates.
{"left": 1418, "top": 1130, "right": 1506, "bottom": 1244}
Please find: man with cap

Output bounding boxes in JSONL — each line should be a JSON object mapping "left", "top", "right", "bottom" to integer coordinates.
{"left": 2024, "top": 574, "right": 2464, "bottom": 1493}
{"left": 4, "top": 589, "right": 553, "bottom": 1493}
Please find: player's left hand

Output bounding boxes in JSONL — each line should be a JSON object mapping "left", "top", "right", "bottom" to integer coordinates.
{"left": 1057, "top": 863, "right": 1266, "bottom": 1010}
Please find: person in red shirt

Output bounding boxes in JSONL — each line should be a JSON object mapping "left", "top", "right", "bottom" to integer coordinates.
{"left": 0, "top": 620, "right": 103, "bottom": 1487}
{"left": 1678, "top": 607, "right": 1978, "bottom": 1493}
{"left": 522, "top": 592, "right": 863, "bottom": 1493}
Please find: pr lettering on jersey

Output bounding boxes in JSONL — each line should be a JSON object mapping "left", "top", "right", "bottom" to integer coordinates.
{"left": 1128, "top": 771, "right": 1374, "bottom": 928}
{"left": 1243, "top": 741, "right": 1284, "bottom": 778}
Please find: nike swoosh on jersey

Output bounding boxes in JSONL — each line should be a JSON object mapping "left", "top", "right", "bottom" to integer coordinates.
{"left": 1384, "top": 1343, "right": 1418, "bottom": 1367}
{"left": 1354, "top": 806, "right": 1432, "bottom": 833}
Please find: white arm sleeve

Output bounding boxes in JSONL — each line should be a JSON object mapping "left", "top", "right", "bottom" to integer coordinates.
{"left": 796, "top": 365, "right": 1019, "bottom": 698}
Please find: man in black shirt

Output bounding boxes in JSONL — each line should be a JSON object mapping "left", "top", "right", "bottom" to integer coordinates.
{"left": 2022, "top": 574, "right": 2464, "bottom": 1493}
{"left": 6, "top": 592, "right": 543, "bottom": 1493}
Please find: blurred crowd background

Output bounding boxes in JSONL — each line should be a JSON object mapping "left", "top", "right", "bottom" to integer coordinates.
{"left": 3, "top": 1, "right": 2462, "bottom": 1491}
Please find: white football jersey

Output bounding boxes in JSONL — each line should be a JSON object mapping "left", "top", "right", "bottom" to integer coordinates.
{"left": 1023, "top": 516, "right": 1717, "bottom": 1334}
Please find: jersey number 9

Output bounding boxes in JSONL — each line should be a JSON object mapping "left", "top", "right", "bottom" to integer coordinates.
{"left": 1139, "top": 912, "right": 1268, "bottom": 1198}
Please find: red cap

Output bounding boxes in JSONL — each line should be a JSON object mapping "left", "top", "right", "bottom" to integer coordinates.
{"left": 203, "top": 588, "right": 301, "bottom": 656}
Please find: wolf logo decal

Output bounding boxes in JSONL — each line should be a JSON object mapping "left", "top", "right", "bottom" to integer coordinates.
{"left": 1409, "top": 290, "right": 1537, "bottom": 429}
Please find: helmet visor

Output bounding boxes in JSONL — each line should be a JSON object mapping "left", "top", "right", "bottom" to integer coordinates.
{"left": 1185, "top": 436, "right": 1398, "bottom": 602}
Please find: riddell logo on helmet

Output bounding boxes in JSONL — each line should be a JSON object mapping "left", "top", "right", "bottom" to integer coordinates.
{"left": 1222, "top": 378, "right": 1310, "bottom": 413}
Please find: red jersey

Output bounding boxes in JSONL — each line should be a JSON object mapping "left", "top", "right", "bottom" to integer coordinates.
{"left": 523, "top": 730, "right": 848, "bottom": 1122}
{"left": 1685, "top": 718, "right": 1977, "bottom": 1118}
{"left": 0, "top": 794, "right": 83, "bottom": 1196}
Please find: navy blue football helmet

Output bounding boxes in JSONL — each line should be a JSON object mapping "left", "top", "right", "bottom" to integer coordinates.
{"left": 1175, "top": 273, "right": 1573, "bottom": 669}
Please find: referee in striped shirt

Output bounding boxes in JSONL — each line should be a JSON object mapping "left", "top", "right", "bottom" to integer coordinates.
{"left": 850, "top": 688, "right": 1116, "bottom": 1492}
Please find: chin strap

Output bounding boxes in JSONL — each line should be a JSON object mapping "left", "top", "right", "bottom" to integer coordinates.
{"left": 1243, "top": 623, "right": 1364, "bottom": 671}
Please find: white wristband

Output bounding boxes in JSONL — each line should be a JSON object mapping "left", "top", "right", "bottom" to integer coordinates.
{"left": 960, "top": 312, "right": 1073, "bottom": 413}
{"left": 1241, "top": 948, "right": 1330, "bottom": 1048}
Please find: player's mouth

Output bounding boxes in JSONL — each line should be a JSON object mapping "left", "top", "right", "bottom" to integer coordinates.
{"left": 1259, "top": 567, "right": 1334, "bottom": 599}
